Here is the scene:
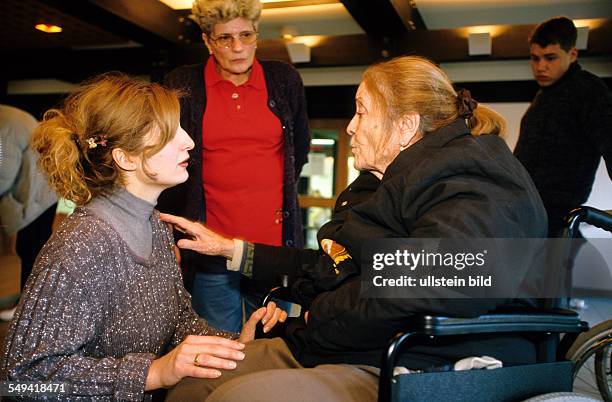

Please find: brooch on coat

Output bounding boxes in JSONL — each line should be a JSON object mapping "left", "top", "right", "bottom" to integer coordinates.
{"left": 321, "top": 238, "right": 351, "bottom": 274}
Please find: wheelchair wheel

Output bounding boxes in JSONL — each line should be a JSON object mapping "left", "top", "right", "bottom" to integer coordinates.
{"left": 595, "top": 342, "right": 612, "bottom": 401}
{"left": 566, "top": 320, "right": 612, "bottom": 401}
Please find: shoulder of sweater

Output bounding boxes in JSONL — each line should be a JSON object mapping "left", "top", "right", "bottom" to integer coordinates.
{"left": 35, "top": 211, "right": 124, "bottom": 287}
{"left": 152, "top": 210, "right": 174, "bottom": 243}
{"left": 53, "top": 210, "right": 124, "bottom": 258}
{"left": 575, "top": 66, "right": 605, "bottom": 82}
{"left": 0, "top": 105, "right": 37, "bottom": 127}
{"left": 562, "top": 67, "right": 609, "bottom": 98}
{"left": 0, "top": 107, "right": 38, "bottom": 143}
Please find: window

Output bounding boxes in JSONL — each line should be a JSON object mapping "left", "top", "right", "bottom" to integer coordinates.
{"left": 299, "top": 119, "right": 351, "bottom": 249}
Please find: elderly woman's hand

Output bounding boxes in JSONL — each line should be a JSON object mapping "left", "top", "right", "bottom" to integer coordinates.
{"left": 160, "top": 213, "right": 234, "bottom": 259}
{"left": 239, "top": 301, "right": 288, "bottom": 343}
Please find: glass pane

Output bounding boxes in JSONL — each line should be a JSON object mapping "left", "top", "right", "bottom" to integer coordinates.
{"left": 303, "top": 206, "right": 332, "bottom": 249}
{"left": 299, "top": 129, "right": 338, "bottom": 197}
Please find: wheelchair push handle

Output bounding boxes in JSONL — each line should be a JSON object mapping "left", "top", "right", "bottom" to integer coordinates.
{"left": 582, "top": 207, "right": 612, "bottom": 232}
{"left": 566, "top": 207, "right": 612, "bottom": 234}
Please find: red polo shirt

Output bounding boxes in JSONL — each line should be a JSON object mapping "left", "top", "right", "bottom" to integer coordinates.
{"left": 202, "top": 57, "right": 284, "bottom": 246}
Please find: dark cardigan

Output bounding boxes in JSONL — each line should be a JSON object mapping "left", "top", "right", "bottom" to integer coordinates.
{"left": 158, "top": 59, "right": 310, "bottom": 276}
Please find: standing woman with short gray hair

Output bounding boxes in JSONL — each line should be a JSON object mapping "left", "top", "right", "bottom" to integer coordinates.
{"left": 158, "top": 0, "right": 310, "bottom": 333}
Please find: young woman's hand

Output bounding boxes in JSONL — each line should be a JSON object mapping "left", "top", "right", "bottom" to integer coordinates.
{"left": 239, "top": 301, "right": 288, "bottom": 343}
{"left": 145, "top": 335, "right": 245, "bottom": 390}
{"left": 159, "top": 213, "right": 234, "bottom": 259}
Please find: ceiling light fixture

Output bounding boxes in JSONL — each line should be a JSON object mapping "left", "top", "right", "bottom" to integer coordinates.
{"left": 573, "top": 18, "right": 606, "bottom": 30}
{"left": 468, "top": 32, "right": 491, "bottom": 56}
{"left": 280, "top": 26, "right": 314, "bottom": 64}
{"left": 286, "top": 42, "right": 311, "bottom": 63}
{"left": 292, "top": 35, "right": 324, "bottom": 48}
{"left": 35, "top": 24, "right": 63, "bottom": 33}
{"left": 281, "top": 26, "right": 297, "bottom": 40}
{"left": 464, "top": 25, "right": 506, "bottom": 38}
{"left": 575, "top": 26, "right": 589, "bottom": 50}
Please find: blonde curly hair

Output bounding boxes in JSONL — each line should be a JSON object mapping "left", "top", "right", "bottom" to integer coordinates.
{"left": 31, "top": 73, "right": 181, "bottom": 206}
{"left": 191, "top": 0, "right": 262, "bottom": 35}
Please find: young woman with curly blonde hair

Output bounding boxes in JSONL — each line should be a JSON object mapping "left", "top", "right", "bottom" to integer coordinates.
{"left": 1, "top": 73, "right": 285, "bottom": 400}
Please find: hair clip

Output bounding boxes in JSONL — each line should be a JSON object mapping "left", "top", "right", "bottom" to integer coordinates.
{"left": 86, "top": 135, "right": 108, "bottom": 149}
{"left": 456, "top": 88, "right": 478, "bottom": 119}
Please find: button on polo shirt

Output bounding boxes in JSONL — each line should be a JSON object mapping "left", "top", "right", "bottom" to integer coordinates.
{"left": 202, "top": 57, "right": 284, "bottom": 246}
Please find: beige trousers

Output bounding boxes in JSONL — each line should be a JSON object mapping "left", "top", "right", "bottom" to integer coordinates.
{"left": 165, "top": 338, "right": 379, "bottom": 402}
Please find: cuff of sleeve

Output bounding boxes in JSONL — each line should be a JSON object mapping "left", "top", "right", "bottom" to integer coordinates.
{"left": 226, "top": 239, "right": 245, "bottom": 271}
{"left": 240, "top": 242, "right": 255, "bottom": 278}
{"left": 115, "top": 352, "right": 156, "bottom": 401}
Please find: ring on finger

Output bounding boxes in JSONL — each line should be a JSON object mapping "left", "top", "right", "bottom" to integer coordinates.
{"left": 194, "top": 353, "right": 200, "bottom": 366}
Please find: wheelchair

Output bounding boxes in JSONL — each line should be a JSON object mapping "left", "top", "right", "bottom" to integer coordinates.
{"left": 261, "top": 206, "right": 612, "bottom": 402}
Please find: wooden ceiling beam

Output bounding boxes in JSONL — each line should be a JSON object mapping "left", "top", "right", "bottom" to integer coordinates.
{"left": 43, "top": 0, "right": 194, "bottom": 47}
{"left": 390, "top": 0, "right": 426, "bottom": 31}
{"left": 340, "top": 0, "right": 408, "bottom": 41}
{"left": 340, "top": 0, "right": 425, "bottom": 45}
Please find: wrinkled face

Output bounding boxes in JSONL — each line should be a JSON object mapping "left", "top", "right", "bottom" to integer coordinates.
{"left": 135, "top": 125, "right": 195, "bottom": 191}
{"left": 530, "top": 43, "right": 577, "bottom": 87}
{"left": 346, "top": 82, "right": 400, "bottom": 174}
{"left": 204, "top": 17, "right": 257, "bottom": 80}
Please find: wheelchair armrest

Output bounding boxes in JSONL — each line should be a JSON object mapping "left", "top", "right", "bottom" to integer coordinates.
{"left": 404, "top": 309, "right": 588, "bottom": 336}
{"left": 260, "top": 286, "right": 296, "bottom": 307}
{"left": 256, "top": 285, "right": 303, "bottom": 340}
{"left": 378, "top": 310, "right": 588, "bottom": 402}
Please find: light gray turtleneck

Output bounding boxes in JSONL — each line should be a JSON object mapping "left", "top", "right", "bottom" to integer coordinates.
{"left": 85, "top": 187, "right": 154, "bottom": 260}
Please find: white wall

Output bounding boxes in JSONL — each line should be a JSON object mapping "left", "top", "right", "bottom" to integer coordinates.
{"left": 482, "top": 102, "right": 529, "bottom": 150}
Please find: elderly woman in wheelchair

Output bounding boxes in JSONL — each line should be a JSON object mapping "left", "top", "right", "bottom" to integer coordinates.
{"left": 159, "top": 55, "right": 584, "bottom": 402}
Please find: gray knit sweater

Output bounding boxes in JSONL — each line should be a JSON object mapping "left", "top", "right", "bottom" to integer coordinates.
{"left": 0, "top": 191, "right": 235, "bottom": 401}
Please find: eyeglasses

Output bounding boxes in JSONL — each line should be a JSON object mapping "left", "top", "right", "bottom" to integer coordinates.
{"left": 210, "top": 31, "right": 258, "bottom": 49}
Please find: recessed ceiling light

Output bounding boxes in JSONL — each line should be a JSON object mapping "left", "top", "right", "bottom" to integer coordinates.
{"left": 35, "top": 24, "right": 62, "bottom": 33}
{"left": 573, "top": 18, "right": 606, "bottom": 30}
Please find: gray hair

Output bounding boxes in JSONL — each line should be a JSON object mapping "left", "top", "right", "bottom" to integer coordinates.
{"left": 192, "top": 0, "right": 262, "bottom": 35}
